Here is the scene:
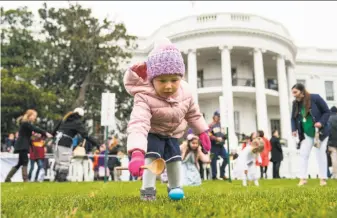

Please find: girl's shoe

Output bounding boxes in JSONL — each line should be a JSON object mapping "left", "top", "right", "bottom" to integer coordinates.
{"left": 140, "top": 187, "right": 156, "bottom": 201}
{"left": 320, "top": 179, "right": 327, "bottom": 186}
{"left": 297, "top": 179, "right": 307, "bottom": 186}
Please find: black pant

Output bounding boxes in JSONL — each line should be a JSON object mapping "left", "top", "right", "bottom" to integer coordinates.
{"left": 108, "top": 157, "right": 121, "bottom": 181}
{"left": 15, "top": 151, "right": 29, "bottom": 169}
{"left": 272, "top": 161, "right": 281, "bottom": 179}
{"left": 260, "top": 166, "right": 268, "bottom": 178}
{"left": 199, "top": 160, "right": 210, "bottom": 180}
{"left": 211, "top": 146, "right": 227, "bottom": 179}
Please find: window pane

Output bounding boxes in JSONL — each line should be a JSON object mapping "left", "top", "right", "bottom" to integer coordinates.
{"left": 325, "top": 81, "right": 334, "bottom": 101}
{"left": 234, "top": 111, "right": 240, "bottom": 133}
{"left": 271, "top": 119, "right": 281, "bottom": 138}
{"left": 297, "top": 79, "right": 306, "bottom": 86}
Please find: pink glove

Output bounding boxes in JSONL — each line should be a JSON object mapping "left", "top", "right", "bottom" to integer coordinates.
{"left": 128, "top": 150, "right": 145, "bottom": 177}
{"left": 199, "top": 132, "right": 211, "bottom": 152}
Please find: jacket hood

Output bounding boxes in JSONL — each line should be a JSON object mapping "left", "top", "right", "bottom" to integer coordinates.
{"left": 123, "top": 68, "right": 155, "bottom": 97}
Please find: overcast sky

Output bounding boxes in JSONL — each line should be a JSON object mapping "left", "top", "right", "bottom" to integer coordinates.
{"left": 2, "top": 1, "right": 337, "bottom": 49}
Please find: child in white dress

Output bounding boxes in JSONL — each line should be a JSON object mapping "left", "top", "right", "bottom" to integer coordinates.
{"left": 233, "top": 137, "right": 264, "bottom": 186}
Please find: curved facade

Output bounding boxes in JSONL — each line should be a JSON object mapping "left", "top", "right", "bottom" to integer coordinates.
{"left": 130, "top": 12, "right": 337, "bottom": 149}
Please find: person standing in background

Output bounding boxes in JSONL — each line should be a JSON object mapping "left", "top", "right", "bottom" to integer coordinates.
{"left": 28, "top": 132, "right": 46, "bottom": 182}
{"left": 327, "top": 106, "right": 337, "bottom": 179}
{"left": 257, "top": 130, "right": 271, "bottom": 179}
{"left": 5, "top": 109, "right": 52, "bottom": 182}
{"left": 180, "top": 134, "right": 210, "bottom": 186}
{"left": 52, "top": 108, "right": 100, "bottom": 182}
{"left": 107, "top": 135, "right": 121, "bottom": 181}
{"left": 5, "top": 133, "right": 15, "bottom": 152}
{"left": 291, "top": 83, "right": 331, "bottom": 186}
{"left": 209, "top": 110, "right": 228, "bottom": 180}
{"left": 270, "top": 130, "right": 283, "bottom": 179}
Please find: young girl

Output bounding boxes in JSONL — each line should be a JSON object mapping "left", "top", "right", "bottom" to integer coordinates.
{"left": 181, "top": 134, "right": 210, "bottom": 186}
{"left": 97, "top": 144, "right": 110, "bottom": 180}
{"left": 233, "top": 137, "right": 264, "bottom": 186}
{"left": 28, "top": 132, "right": 46, "bottom": 182}
{"left": 5, "top": 109, "right": 52, "bottom": 182}
{"left": 124, "top": 38, "right": 211, "bottom": 201}
{"left": 257, "top": 130, "right": 272, "bottom": 179}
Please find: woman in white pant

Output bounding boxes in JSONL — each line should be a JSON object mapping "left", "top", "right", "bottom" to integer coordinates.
{"left": 291, "top": 83, "right": 331, "bottom": 186}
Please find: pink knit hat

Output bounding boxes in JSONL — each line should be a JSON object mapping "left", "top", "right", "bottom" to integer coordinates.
{"left": 146, "top": 38, "right": 185, "bottom": 81}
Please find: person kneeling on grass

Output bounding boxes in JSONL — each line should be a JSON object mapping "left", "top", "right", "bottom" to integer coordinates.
{"left": 124, "top": 38, "right": 211, "bottom": 201}
{"left": 233, "top": 137, "right": 264, "bottom": 187}
{"left": 180, "top": 134, "right": 210, "bottom": 186}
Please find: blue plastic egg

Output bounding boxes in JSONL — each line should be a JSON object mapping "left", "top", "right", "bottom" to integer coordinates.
{"left": 168, "top": 188, "right": 184, "bottom": 200}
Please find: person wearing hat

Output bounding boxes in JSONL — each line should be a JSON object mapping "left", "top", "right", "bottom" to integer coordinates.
{"left": 52, "top": 107, "right": 100, "bottom": 182}
{"left": 124, "top": 37, "right": 211, "bottom": 201}
{"left": 328, "top": 106, "right": 337, "bottom": 179}
{"left": 209, "top": 110, "right": 228, "bottom": 180}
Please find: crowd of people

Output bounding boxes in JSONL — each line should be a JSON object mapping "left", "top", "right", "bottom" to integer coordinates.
{"left": 1, "top": 37, "right": 336, "bottom": 202}
{"left": 1, "top": 108, "right": 126, "bottom": 182}
{"left": 2, "top": 104, "right": 335, "bottom": 186}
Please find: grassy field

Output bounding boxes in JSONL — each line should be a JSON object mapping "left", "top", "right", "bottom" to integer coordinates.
{"left": 1, "top": 179, "right": 337, "bottom": 218}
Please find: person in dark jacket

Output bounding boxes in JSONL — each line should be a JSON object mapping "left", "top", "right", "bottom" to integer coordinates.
{"left": 107, "top": 136, "right": 121, "bottom": 181}
{"left": 291, "top": 83, "right": 331, "bottom": 186}
{"left": 52, "top": 108, "right": 100, "bottom": 182}
{"left": 5, "top": 109, "right": 52, "bottom": 182}
{"left": 327, "top": 106, "right": 337, "bottom": 179}
{"left": 209, "top": 110, "right": 228, "bottom": 180}
{"left": 270, "top": 129, "right": 283, "bottom": 179}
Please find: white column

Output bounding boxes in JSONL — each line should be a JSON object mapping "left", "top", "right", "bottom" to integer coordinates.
{"left": 277, "top": 55, "right": 292, "bottom": 144}
{"left": 287, "top": 64, "right": 296, "bottom": 111}
{"left": 253, "top": 48, "right": 270, "bottom": 138}
{"left": 286, "top": 63, "right": 297, "bottom": 149}
{"left": 219, "top": 46, "right": 237, "bottom": 149}
{"left": 187, "top": 49, "right": 198, "bottom": 104}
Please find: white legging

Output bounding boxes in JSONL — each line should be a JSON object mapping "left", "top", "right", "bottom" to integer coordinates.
{"left": 142, "top": 158, "right": 182, "bottom": 190}
{"left": 299, "top": 134, "right": 328, "bottom": 179}
{"left": 247, "top": 164, "right": 259, "bottom": 181}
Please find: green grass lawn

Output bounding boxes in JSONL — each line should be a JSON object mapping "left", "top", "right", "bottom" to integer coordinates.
{"left": 1, "top": 179, "right": 337, "bottom": 218}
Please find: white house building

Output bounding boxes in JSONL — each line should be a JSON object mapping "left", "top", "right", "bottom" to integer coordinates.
{"left": 129, "top": 12, "right": 337, "bottom": 150}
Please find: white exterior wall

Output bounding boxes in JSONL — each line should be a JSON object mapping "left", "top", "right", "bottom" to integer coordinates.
{"left": 197, "top": 57, "right": 221, "bottom": 84}
{"left": 128, "top": 12, "right": 337, "bottom": 149}
{"left": 199, "top": 97, "right": 281, "bottom": 137}
{"left": 295, "top": 63, "right": 337, "bottom": 108}
{"left": 233, "top": 98, "right": 257, "bottom": 135}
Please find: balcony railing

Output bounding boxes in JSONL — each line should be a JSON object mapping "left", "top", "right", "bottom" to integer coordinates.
{"left": 197, "top": 78, "right": 222, "bottom": 88}
{"left": 232, "top": 78, "right": 255, "bottom": 87}
{"left": 197, "top": 77, "right": 279, "bottom": 91}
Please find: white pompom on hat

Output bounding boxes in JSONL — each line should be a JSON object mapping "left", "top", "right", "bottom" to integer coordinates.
{"left": 73, "top": 107, "right": 84, "bottom": 117}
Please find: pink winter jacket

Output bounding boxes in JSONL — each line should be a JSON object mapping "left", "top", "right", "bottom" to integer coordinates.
{"left": 124, "top": 68, "right": 209, "bottom": 153}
